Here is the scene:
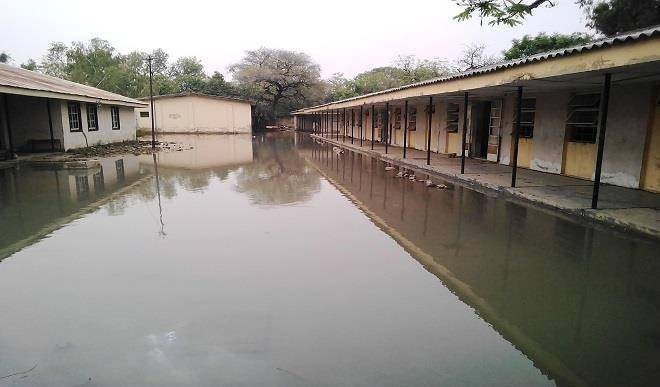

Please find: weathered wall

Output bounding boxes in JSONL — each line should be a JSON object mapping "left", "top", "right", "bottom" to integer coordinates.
{"left": 3, "top": 94, "right": 64, "bottom": 150}
{"left": 61, "top": 102, "right": 136, "bottom": 150}
{"left": 137, "top": 96, "right": 252, "bottom": 134}
{"left": 529, "top": 92, "right": 569, "bottom": 174}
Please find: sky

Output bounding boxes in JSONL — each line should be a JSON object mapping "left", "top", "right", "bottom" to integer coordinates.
{"left": 1, "top": 0, "right": 591, "bottom": 79}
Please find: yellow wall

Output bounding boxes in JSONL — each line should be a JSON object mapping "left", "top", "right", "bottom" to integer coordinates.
{"left": 517, "top": 138, "right": 533, "bottom": 168}
{"left": 563, "top": 142, "right": 596, "bottom": 179}
{"left": 447, "top": 132, "right": 459, "bottom": 155}
{"left": 641, "top": 93, "right": 660, "bottom": 192}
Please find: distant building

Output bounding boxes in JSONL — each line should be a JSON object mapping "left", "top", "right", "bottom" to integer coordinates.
{"left": 136, "top": 92, "right": 252, "bottom": 134}
{"left": 0, "top": 63, "right": 145, "bottom": 158}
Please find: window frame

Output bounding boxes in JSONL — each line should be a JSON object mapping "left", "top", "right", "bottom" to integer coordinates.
{"left": 514, "top": 98, "right": 536, "bottom": 139}
{"left": 139, "top": 111, "right": 150, "bottom": 118}
{"left": 565, "top": 93, "right": 600, "bottom": 143}
{"left": 68, "top": 102, "right": 82, "bottom": 132}
{"left": 111, "top": 106, "right": 121, "bottom": 130}
{"left": 86, "top": 103, "right": 99, "bottom": 131}
{"left": 446, "top": 103, "right": 459, "bottom": 133}
{"left": 408, "top": 107, "right": 417, "bottom": 132}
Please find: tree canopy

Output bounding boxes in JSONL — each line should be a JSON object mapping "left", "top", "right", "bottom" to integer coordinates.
{"left": 455, "top": 0, "right": 660, "bottom": 36}
{"left": 502, "top": 32, "right": 593, "bottom": 60}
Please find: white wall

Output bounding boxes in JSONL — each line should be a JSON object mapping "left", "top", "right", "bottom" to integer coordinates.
{"left": 136, "top": 95, "right": 252, "bottom": 134}
{"left": 60, "top": 102, "right": 136, "bottom": 150}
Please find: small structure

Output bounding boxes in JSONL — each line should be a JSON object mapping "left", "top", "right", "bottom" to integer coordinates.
{"left": 0, "top": 63, "right": 145, "bottom": 158}
{"left": 135, "top": 92, "right": 252, "bottom": 134}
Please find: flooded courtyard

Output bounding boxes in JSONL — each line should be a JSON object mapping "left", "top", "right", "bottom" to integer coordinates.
{"left": 0, "top": 132, "right": 659, "bottom": 386}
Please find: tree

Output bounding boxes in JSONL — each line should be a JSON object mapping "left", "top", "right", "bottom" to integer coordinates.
{"left": 21, "top": 59, "right": 38, "bottom": 70}
{"left": 453, "top": 0, "right": 555, "bottom": 26}
{"left": 0, "top": 51, "right": 11, "bottom": 64}
{"left": 456, "top": 43, "right": 500, "bottom": 71}
{"left": 230, "top": 47, "right": 323, "bottom": 123}
{"left": 41, "top": 42, "right": 70, "bottom": 78}
{"left": 579, "top": 0, "right": 660, "bottom": 36}
{"left": 503, "top": 32, "right": 593, "bottom": 60}
{"left": 169, "top": 56, "right": 207, "bottom": 92}
{"left": 393, "top": 55, "right": 454, "bottom": 84}
{"left": 205, "top": 71, "right": 239, "bottom": 96}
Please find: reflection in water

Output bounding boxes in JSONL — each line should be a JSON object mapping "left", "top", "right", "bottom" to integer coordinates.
{"left": 302, "top": 137, "right": 660, "bottom": 387}
{"left": 0, "top": 132, "right": 657, "bottom": 386}
{"left": 235, "top": 133, "right": 320, "bottom": 205}
{"left": 0, "top": 155, "right": 143, "bottom": 260}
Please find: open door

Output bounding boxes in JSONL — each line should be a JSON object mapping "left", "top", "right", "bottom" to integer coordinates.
{"left": 471, "top": 101, "right": 491, "bottom": 159}
{"left": 641, "top": 89, "right": 660, "bottom": 192}
{"left": 487, "top": 100, "right": 503, "bottom": 162}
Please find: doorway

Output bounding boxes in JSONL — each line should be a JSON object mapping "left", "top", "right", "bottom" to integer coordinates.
{"left": 641, "top": 89, "right": 660, "bottom": 192}
{"left": 471, "top": 101, "right": 491, "bottom": 159}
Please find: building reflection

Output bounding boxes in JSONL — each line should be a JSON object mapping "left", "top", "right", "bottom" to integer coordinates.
{"left": 301, "top": 137, "right": 660, "bottom": 387}
{"left": 0, "top": 155, "right": 143, "bottom": 260}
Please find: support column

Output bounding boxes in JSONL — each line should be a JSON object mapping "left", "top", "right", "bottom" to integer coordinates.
{"left": 371, "top": 105, "right": 375, "bottom": 150}
{"left": 384, "top": 102, "right": 389, "bottom": 154}
{"left": 325, "top": 110, "right": 329, "bottom": 137}
{"left": 351, "top": 109, "right": 355, "bottom": 145}
{"left": 426, "top": 96, "right": 434, "bottom": 166}
{"left": 359, "top": 105, "right": 363, "bottom": 147}
{"left": 343, "top": 108, "right": 346, "bottom": 143}
{"left": 403, "top": 100, "right": 408, "bottom": 158}
{"left": 592, "top": 73, "right": 612, "bottom": 210}
{"left": 2, "top": 94, "right": 15, "bottom": 158}
{"left": 46, "top": 98, "right": 55, "bottom": 151}
{"left": 460, "top": 92, "right": 468, "bottom": 174}
{"left": 511, "top": 86, "right": 523, "bottom": 187}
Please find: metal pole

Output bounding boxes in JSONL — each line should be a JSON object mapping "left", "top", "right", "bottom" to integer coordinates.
{"left": 343, "top": 108, "right": 346, "bottom": 143}
{"left": 460, "top": 92, "right": 468, "bottom": 174}
{"left": 403, "top": 100, "right": 408, "bottom": 158}
{"left": 371, "top": 105, "right": 375, "bottom": 150}
{"left": 336, "top": 109, "right": 339, "bottom": 141}
{"left": 426, "top": 96, "right": 434, "bottom": 165}
{"left": 592, "top": 73, "right": 612, "bottom": 209}
{"left": 148, "top": 56, "right": 156, "bottom": 149}
{"left": 351, "top": 109, "right": 355, "bottom": 144}
{"left": 384, "top": 102, "right": 389, "bottom": 154}
{"left": 511, "top": 86, "right": 523, "bottom": 187}
{"left": 46, "top": 98, "right": 55, "bottom": 151}
{"left": 360, "top": 105, "right": 363, "bottom": 147}
{"left": 325, "top": 111, "right": 328, "bottom": 137}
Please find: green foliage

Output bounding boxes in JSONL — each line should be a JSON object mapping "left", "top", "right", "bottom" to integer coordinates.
{"left": 503, "top": 32, "right": 593, "bottom": 60}
{"left": 20, "top": 59, "right": 38, "bottom": 70}
{"left": 453, "top": 0, "right": 554, "bottom": 26}
{"left": 580, "top": 0, "right": 660, "bottom": 36}
{"left": 0, "top": 51, "right": 12, "bottom": 64}
{"left": 169, "top": 56, "right": 207, "bottom": 92}
{"left": 230, "top": 47, "right": 324, "bottom": 124}
{"left": 325, "top": 56, "right": 453, "bottom": 103}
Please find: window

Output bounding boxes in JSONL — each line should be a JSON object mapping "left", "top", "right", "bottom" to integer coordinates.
{"left": 115, "top": 159, "right": 125, "bottom": 182}
{"left": 93, "top": 170, "right": 105, "bottom": 194}
{"left": 86, "top": 103, "right": 99, "bottom": 131}
{"left": 68, "top": 102, "right": 82, "bottom": 132}
{"left": 514, "top": 98, "right": 536, "bottom": 138}
{"left": 75, "top": 175, "right": 90, "bottom": 201}
{"left": 139, "top": 111, "right": 150, "bottom": 118}
{"left": 111, "top": 106, "right": 121, "bottom": 130}
{"left": 393, "top": 108, "right": 402, "bottom": 130}
{"left": 566, "top": 94, "right": 600, "bottom": 143}
{"left": 408, "top": 107, "right": 417, "bottom": 131}
{"left": 446, "top": 103, "right": 459, "bottom": 133}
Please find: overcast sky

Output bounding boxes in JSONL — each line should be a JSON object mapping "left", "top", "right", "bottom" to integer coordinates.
{"left": 1, "top": 0, "right": 590, "bottom": 79}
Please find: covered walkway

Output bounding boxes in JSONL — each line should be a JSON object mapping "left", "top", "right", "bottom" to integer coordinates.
{"left": 311, "top": 133, "right": 660, "bottom": 238}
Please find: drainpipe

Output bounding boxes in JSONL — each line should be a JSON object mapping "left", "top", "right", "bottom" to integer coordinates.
{"left": 351, "top": 109, "right": 355, "bottom": 144}
{"left": 384, "top": 102, "right": 389, "bottom": 154}
{"left": 592, "top": 73, "right": 612, "bottom": 209}
{"left": 461, "top": 92, "right": 469, "bottom": 174}
{"left": 511, "top": 86, "right": 523, "bottom": 187}
{"left": 360, "top": 105, "right": 363, "bottom": 147}
{"left": 343, "top": 108, "right": 346, "bottom": 143}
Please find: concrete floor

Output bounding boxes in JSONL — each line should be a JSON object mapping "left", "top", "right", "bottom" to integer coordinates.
{"left": 312, "top": 134, "right": 660, "bottom": 239}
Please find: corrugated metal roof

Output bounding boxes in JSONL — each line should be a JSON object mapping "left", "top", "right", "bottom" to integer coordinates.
{"left": 137, "top": 91, "right": 253, "bottom": 105}
{"left": 0, "top": 63, "right": 146, "bottom": 106}
{"left": 295, "top": 25, "right": 660, "bottom": 113}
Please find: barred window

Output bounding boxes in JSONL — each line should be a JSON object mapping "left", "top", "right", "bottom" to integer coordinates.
{"left": 566, "top": 94, "right": 600, "bottom": 143}
{"left": 111, "top": 107, "right": 121, "bottom": 130}
{"left": 115, "top": 159, "right": 125, "bottom": 181}
{"left": 394, "top": 108, "right": 402, "bottom": 129}
{"left": 86, "top": 103, "right": 99, "bottom": 131}
{"left": 446, "top": 103, "right": 459, "bottom": 133}
{"left": 139, "top": 111, "right": 150, "bottom": 118}
{"left": 408, "top": 107, "right": 417, "bottom": 131}
{"left": 68, "top": 102, "right": 82, "bottom": 132}
{"left": 514, "top": 98, "right": 536, "bottom": 138}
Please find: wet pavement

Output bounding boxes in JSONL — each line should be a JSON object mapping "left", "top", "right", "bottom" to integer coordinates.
{"left": 0, "top": 132, "right": 658, "bottom": 386}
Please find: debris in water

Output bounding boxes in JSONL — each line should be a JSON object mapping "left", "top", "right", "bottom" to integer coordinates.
{"left": 332, "top": 146, "right": 344, "bottom": 155}
{"left": 425, "top": 179, "right": 436, "bottom": 187}
{"left": 385, "top": 166, "right": 395, "bottom": 171}
{"left": 436, "top": 183, "right": 449, "bottom": 189}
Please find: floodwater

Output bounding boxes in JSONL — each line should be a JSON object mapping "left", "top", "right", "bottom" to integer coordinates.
{"left": 0, "top": 132, "right": 658, "bottom": 387}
